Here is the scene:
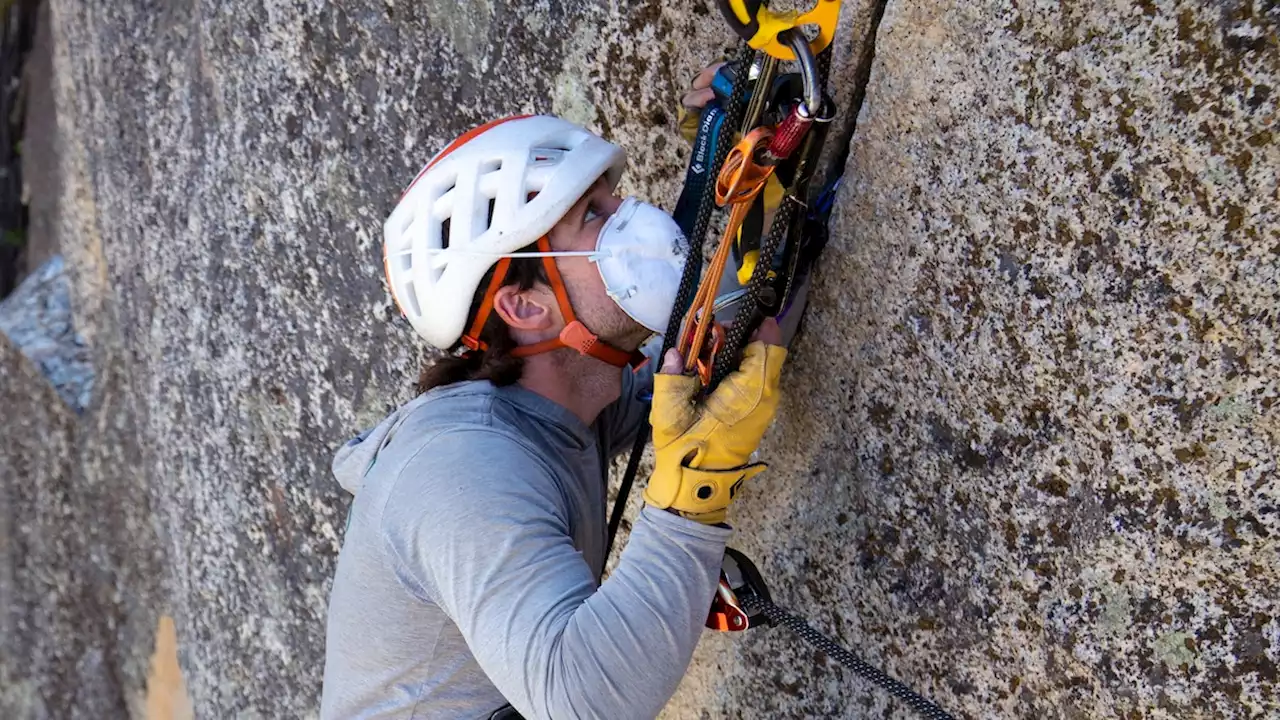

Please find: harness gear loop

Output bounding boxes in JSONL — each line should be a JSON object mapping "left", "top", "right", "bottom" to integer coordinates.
{"left": 461, "top": 236, "right": 643, "bottom": 368}
{"left": 716, "top": 0, "right": 841, "bottom": 61}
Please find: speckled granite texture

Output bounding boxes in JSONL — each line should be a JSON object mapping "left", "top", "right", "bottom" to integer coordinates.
{"left": 6, "top": 0, "right": 880, "bottom": 716}
{"left": 0, "top": 335, "right": 75, "bottom": 719}
{"left": 2, "top": 0, "right": 1274, "bottom": 717}
{"left": 0, "top": 334, "right": 160, "bottom": 719}
{"left": 668, "top": 1, "right": 1277, "bottom": 718}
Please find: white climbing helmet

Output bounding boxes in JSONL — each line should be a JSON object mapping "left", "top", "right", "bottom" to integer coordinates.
{"left": 382, "top": 115, "right": 627, "bottom": 349}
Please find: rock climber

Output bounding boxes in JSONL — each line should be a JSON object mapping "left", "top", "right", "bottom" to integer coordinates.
{"left": 321, "top": 71, "right": 788, "bottom": 720}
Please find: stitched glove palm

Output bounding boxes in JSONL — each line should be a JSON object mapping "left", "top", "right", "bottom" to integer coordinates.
{"left": 644, "top": 341, "right": 787, "bottom": 524}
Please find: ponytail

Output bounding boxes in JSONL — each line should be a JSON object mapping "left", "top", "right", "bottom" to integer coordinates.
{"left": 415, "top": 248, "right": 547, "bottom": 394}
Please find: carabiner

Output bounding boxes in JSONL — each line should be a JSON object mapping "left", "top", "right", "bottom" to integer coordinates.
{"left": 784, "top": 30, "right": 823, "bottom": 118}
{"left": 705, "top": 547, "right": 774, "bottom": 632}
{"left": 706, "top": 577, "right": 750, "bottom": 631}
{"left": 716, "top": 0, "right": 842, "bottom": 62}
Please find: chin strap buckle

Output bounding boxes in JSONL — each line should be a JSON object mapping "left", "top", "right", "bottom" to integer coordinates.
{"left": 557, "top": 321, "right": 646, "bottom": 368}
{"left": 559, "top": 320, "right": 603, "bottom": 355}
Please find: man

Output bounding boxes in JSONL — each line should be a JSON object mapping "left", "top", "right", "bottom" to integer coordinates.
{"left": 321, "top": 110, "right": 787, "bottom": 719}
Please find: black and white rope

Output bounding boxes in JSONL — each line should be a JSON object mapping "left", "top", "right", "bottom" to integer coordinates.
{"left": 738, "top": 595, "right": 957, "bottom": 720}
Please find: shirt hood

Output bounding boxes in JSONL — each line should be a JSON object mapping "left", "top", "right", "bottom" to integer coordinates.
{"left": 331, "top": 393, "right": 432, "bottom": 495}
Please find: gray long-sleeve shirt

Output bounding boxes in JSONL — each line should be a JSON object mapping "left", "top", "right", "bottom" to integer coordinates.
{"left": 321, "top": 364, "right": 731, "bottom": 720}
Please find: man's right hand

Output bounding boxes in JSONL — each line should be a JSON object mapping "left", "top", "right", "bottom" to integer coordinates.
{"left": 643, "top": 319, "right": 786, "bottom": 525}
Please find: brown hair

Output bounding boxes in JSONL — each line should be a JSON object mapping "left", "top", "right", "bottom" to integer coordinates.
{"left": 415, "top": 246, "right": 548, "bottom": 394}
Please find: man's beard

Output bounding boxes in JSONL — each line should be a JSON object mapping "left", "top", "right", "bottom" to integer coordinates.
{"left": 596, "top": 311, "right": 654, "bottom": 353}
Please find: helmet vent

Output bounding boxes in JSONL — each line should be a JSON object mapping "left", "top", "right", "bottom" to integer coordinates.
{"left": 403, "top": 281, "right": 421, "bottom": 317}
{"left": 530, "top": 148, "right": 565, "bottom": 167}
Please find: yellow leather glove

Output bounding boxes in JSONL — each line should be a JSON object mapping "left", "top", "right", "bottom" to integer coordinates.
{"left": 644, "top": 340, "right": 788, "bottom": 524}
{"left": 678, "top": 105, "right": 701, "bottom": 145}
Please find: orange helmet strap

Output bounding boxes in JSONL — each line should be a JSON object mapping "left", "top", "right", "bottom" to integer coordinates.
{"left": 464, "top": 237, "right": 643, "bottom": 368}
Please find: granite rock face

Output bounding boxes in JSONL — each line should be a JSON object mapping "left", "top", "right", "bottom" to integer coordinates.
{"left": 0, "top": 334, "right": 160, "bottom": 719}
{"left": 0, "top": 335, "right": 76, "bottom": 719}
{"left": 2, "top": 0, "right": 1275, "bottom": 718}
{"left": 15, "top": 0, "right": 879, "bottom": 716}
{"left": 669, "top": 1, "right": 1277, "bottom": 718}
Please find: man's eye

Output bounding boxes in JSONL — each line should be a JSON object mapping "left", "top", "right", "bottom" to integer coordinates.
{"left": 584, "top": 205, "right": 601, "bottom": 223}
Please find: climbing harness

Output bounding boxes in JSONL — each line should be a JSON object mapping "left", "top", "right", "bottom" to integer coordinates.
{"left": 602, "top": 2, "right": 960, "bottom": 718}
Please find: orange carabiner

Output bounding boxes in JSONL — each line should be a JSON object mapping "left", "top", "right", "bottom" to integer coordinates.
{"left": 693, "top": 321, "right": 726, "bottom": 387}
{"left": 716, "top": 127, "right": 778, "bottom": 206}
{"left": 678, "top": 127, "right": 781, "bottom": 381}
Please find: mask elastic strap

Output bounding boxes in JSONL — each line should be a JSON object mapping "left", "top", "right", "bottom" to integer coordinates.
{"left": 511, "top": 237, "right": 642, "bottom": 368}
{"left": 460, "top": 237, "right": 642, "bottom": 368}
{"left": 408, "top": 247, "right": 603, "bottom": 271}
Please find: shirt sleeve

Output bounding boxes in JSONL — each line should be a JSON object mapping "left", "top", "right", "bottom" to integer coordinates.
{"left": 381, "top": 430, "right": 729, "bottom": 720}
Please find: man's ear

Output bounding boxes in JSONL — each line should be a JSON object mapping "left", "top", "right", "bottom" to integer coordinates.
{"left": 491, "top": 284, "right": 557, "bottom": 333}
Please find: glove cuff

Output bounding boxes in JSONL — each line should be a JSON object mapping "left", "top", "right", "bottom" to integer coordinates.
{"left": 644, "top": 462, "right": 767, "bottom": 524}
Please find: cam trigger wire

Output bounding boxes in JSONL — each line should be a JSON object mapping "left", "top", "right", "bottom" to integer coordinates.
{"left": 737, "top": 595, "right": 958, "bottom": 720}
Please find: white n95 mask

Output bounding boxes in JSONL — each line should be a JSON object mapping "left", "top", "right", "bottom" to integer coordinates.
{"left": 420, "top": 197, "right": 688, "bottom": 336}
{"left": 592, "top": 198, "right": 688, "bottom": 334}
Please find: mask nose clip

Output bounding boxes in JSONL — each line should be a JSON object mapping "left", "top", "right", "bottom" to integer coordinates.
{"left": 610, "top": 285, "right": 638, "bottom": 302}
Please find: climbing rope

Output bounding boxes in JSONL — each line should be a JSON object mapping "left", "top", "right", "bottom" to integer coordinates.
{"left": 738, "top": 594, "right": 958, "bottom": 720}
{"left": 710, "top": 39, "right": 833, "bottom": 390}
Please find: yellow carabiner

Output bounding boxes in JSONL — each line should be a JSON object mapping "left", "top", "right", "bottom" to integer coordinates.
{"left": 720, "top": 0, "right": 841, "bottom": 61}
